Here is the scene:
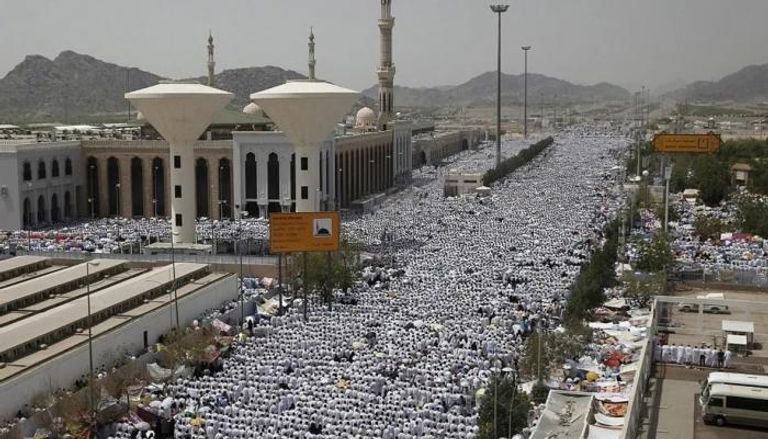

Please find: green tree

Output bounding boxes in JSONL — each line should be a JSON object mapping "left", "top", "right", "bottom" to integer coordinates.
{"left": 564, "top": 220, "right": 619, "bottom": 327}
{"left": 294, "top": 238, "right": 362, "bottom": 309}
{"left": 691, "top": 154, "right": 730, "bottom": 206}
{"left": 519, "top": 330, "right": 590, "bottom": 382}
{"left": 478, "top": 376, "right": 531, "bottom": 439}
{"left": 749, "top": 160, "right": 768, "bottom": 194}
{"left": 530, "top": 381, "right": 550, "bottom": 405}
{"left": 736, "top": 196, "right": 768, "bottom": 237}
{"left": 636, "top": 232, "right": 675, "bottom": 273}
{"left": 693, "top": 214, "right": 725, "bottom": 241}
{"left": 623, "top": 271, "right": 666, "bottom": 308}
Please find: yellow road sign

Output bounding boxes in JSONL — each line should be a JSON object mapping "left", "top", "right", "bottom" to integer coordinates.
{"left": 653, "top": 132, "right": 722, "bottom": 153}
{"left": 270, "top": 212, "right": 340, "bottom": 253}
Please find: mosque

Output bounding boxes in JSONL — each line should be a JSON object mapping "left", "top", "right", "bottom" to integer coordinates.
{"left": 0, "top": 0, "right": 481, "bottom": 230}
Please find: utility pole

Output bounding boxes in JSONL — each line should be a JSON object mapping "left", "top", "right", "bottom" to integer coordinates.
{"left": 522, "top": 46, "right": 531, "bottom": 139}
{"left": 490, "top": 4, "right": 509, "bottom": 167}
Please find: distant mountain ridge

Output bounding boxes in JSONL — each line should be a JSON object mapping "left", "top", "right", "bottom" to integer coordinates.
{"left": 665, "top": 62, "right": 768, "bottom": 102}
{"left": 0, "top": 50, "right": 631, "bottom": 122}
{"left": 0, "top": 51, "right": 163, "bottom": 122}
{"left": 362, "top": 71, "right": 630, "bottom": 108}
{"left": 0, "top": 51, "right": 310, "bottom": 122}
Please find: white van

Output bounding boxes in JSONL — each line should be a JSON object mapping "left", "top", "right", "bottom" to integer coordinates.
{"left": 702, "top": 383, "right": 768, "bottom": 427}
{"left": 700, "top": 372, "right": 768, "bottom": 406}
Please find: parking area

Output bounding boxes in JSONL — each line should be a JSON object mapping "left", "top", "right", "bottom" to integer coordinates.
{"left": 639, "top": 290, "right": 768, "bottom": 439}
{"left": 659, "top": 289, "right": 768, "bottom": 364}
{"left": 693, "top": 391, "right": 768, "bottom": 439}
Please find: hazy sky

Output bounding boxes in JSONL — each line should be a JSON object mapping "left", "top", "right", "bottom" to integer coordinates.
{"left": 2, "top": 0, "right": 767, "bottom": 92}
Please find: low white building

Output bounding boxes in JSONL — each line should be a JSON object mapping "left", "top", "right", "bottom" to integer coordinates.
{"left": 0, "top": 141, "right": 83, "bottom": 230}
{"left": 443, "top": 172, "right": 484, "bottom": 197}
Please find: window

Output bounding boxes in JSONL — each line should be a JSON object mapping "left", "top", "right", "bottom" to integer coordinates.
{"left": 175, "top": 185, "right": 182, "bottom": 198}
{"left": 727, "top": 396, "right": 768, "bottom": 412}
{"left": 37, "top": 161, "right": 46, "bottom": 179}
{"left": 708, "top": 397, "right": 724, "bottom": 408}
{"left": 301, "top": 157, "right": 308, "bottom": 170}
{"left": 175, "top": 214, "right": 183, "bottom": 227}
{"left": 301, "top": 186, "right": 309, "bottom": 200}
{"left": 65, "top": 158, "right": 72, "bottom": 175}
{"left": 174, "top": 155, "right": 181, "bottom": 169}
{"left": 51, "top": 160, "right": 60, "bottom": 177}
{"left": 23, "top": 162, "right": 31, "bottom": 181}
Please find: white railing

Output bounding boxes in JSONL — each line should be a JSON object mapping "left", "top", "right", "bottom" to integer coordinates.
{"left": 620, "top": 301, "right": 656, "bottom": 438}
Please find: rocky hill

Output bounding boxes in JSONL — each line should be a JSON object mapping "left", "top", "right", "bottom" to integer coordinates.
{"left": 362, "top": 71, "right": 630, "bottom": 108}
{"left": 0, "top": 51, "right": 311, "bottom": 122}
{"left": 184, "top": 66, "right": 306, "bottom": 108}
{"left": 666, "top": 63, "right": 768, "bottom": 102}
{"left": 0, "top": 51, "right": 163, "bottom": 122}
{"left": 0, "top": 50, "right": 631, "bottom": 121}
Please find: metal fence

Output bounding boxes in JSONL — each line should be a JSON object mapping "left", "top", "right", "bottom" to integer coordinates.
{"left": 674, "top": 267, "right": 768, "bottom": 288}
{"left": 27, "top": 250, "right": 278, "bottom": 267}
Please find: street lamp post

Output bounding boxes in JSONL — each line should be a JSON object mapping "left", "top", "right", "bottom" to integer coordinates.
{"left": 238, "top": 210, "right": 249, "bottom": 328}
{"left": 490, "top": 4, "right": 509, "bottom": 168}
{"left": 170, "top": 231, "right": 179, "bottom": 330}
{"left": 522, "top": 46, "right": 532, "bottom": 139}
{"left": 85, "top": 259, "right": 101, "bottom": 417}
{"left": 664, "top": 162, "right": 672, "bottom": 233}
{"left": 115, "top": 182, "right": 121, "bottom": 218}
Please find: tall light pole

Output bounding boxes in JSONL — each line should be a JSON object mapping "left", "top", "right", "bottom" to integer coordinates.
{"left": 238, "top": 210, "right": 249, "bottom": 327}
{"left": 522, "top": 46, "right": 531, "bottom": 139}
{"left": 115, "top": 182, "right": 120, "bottom": 218}
{"left": 490, "top": 4, "right": 509, "bottom": 167}
{"left": 170, "top": 231, "right": 179, "bottom": 330}
{"left": 85, "top": 259, "right": 101, "bottom": 416}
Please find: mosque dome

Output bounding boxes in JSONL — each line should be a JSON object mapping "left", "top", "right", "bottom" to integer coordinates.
{"left": 355, "top": 107, "right": 376, "bottom": 129}
{"left": 243, "top": 102, "right": 263, "bottom": 115}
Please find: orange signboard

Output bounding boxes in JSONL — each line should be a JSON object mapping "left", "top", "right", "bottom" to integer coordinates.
{"left": 270, "top": 212, "right": 341, "bottom": 253}
{"left": 653, "top": 132, "right": 722, "bottom": 154}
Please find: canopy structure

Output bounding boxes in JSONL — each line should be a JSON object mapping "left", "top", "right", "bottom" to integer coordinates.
{"left": 722, "top": 320, "right": 754, "bottom": 334}
{"left": 126, "top": 82, "right": 232, "bottom": 243}
{"left": 250, "top": 80, "right": 358, "bottom": 149}
{"left": 723, "top": 319, "right": 755, "bottom": 347}
{"left": 251, "top": 80, "right": 358, "bottom": 212}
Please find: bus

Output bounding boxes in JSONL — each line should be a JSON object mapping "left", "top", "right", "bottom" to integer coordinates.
{"left": 701, "top": 383, "right": 768, "bottom": 428}
{"left": 700, "top": 372, "right": 768, "bottom": 406}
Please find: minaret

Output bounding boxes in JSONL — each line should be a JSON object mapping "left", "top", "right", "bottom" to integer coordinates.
{"left": 308, "top": 28, "right": 317, "bottom": 81}
{"left": 377, "top": 0, "right": 395, "bottom": 131}
{"left": 207, "top": 31, "right": 215, "bottom": 87}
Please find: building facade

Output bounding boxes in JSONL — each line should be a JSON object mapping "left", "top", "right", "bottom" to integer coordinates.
{"left": 81, "top": 140, "right": 234, "bottom": 220}
{"left": 0, "top": 141, "right": 83, "bottom": 230}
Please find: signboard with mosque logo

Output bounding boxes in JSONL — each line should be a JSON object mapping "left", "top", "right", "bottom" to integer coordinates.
{"left": 270, "top": 212, "right": 340, "bottom": 253}
{"left": 653, "top": 132, "right": 722, "bottom": 154}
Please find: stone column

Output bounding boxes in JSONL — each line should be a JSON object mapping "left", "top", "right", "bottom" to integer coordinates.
{"left": 232, "top": 140, "right": 243, "bottom": 219}
{"left": 119, "top": 157, "right": 131, "bottom": 217}
{"left": 209, "top": 154, "right": 220, "bottom": 220}
{"left": 277, "top": 152, "right": 290, "bottom": 207}
{"left": 98, "top": 157, "right": 109, "bottom": 218}
{"left": 258, "top": 151, "right": 270, "bottom": 206}
{"left": 164, "top": 158, "right": 171, "bottom": 220}
{"left": 143, "top": 158, "right": 153, "bottom": 218}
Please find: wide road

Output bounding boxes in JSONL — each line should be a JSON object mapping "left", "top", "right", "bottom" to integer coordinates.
{"left": 168, "top": 126, "right": 631, "bottom": 438}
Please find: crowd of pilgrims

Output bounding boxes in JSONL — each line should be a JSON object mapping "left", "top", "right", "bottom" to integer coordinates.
{"left": 102, "top": 127, "right": 630, "bottom": 439}
{"left": 670, "top": 193, "right": 768, "bottom": 273}
{"left": 3, "top": 215, "right": 271, "bottom": 255}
